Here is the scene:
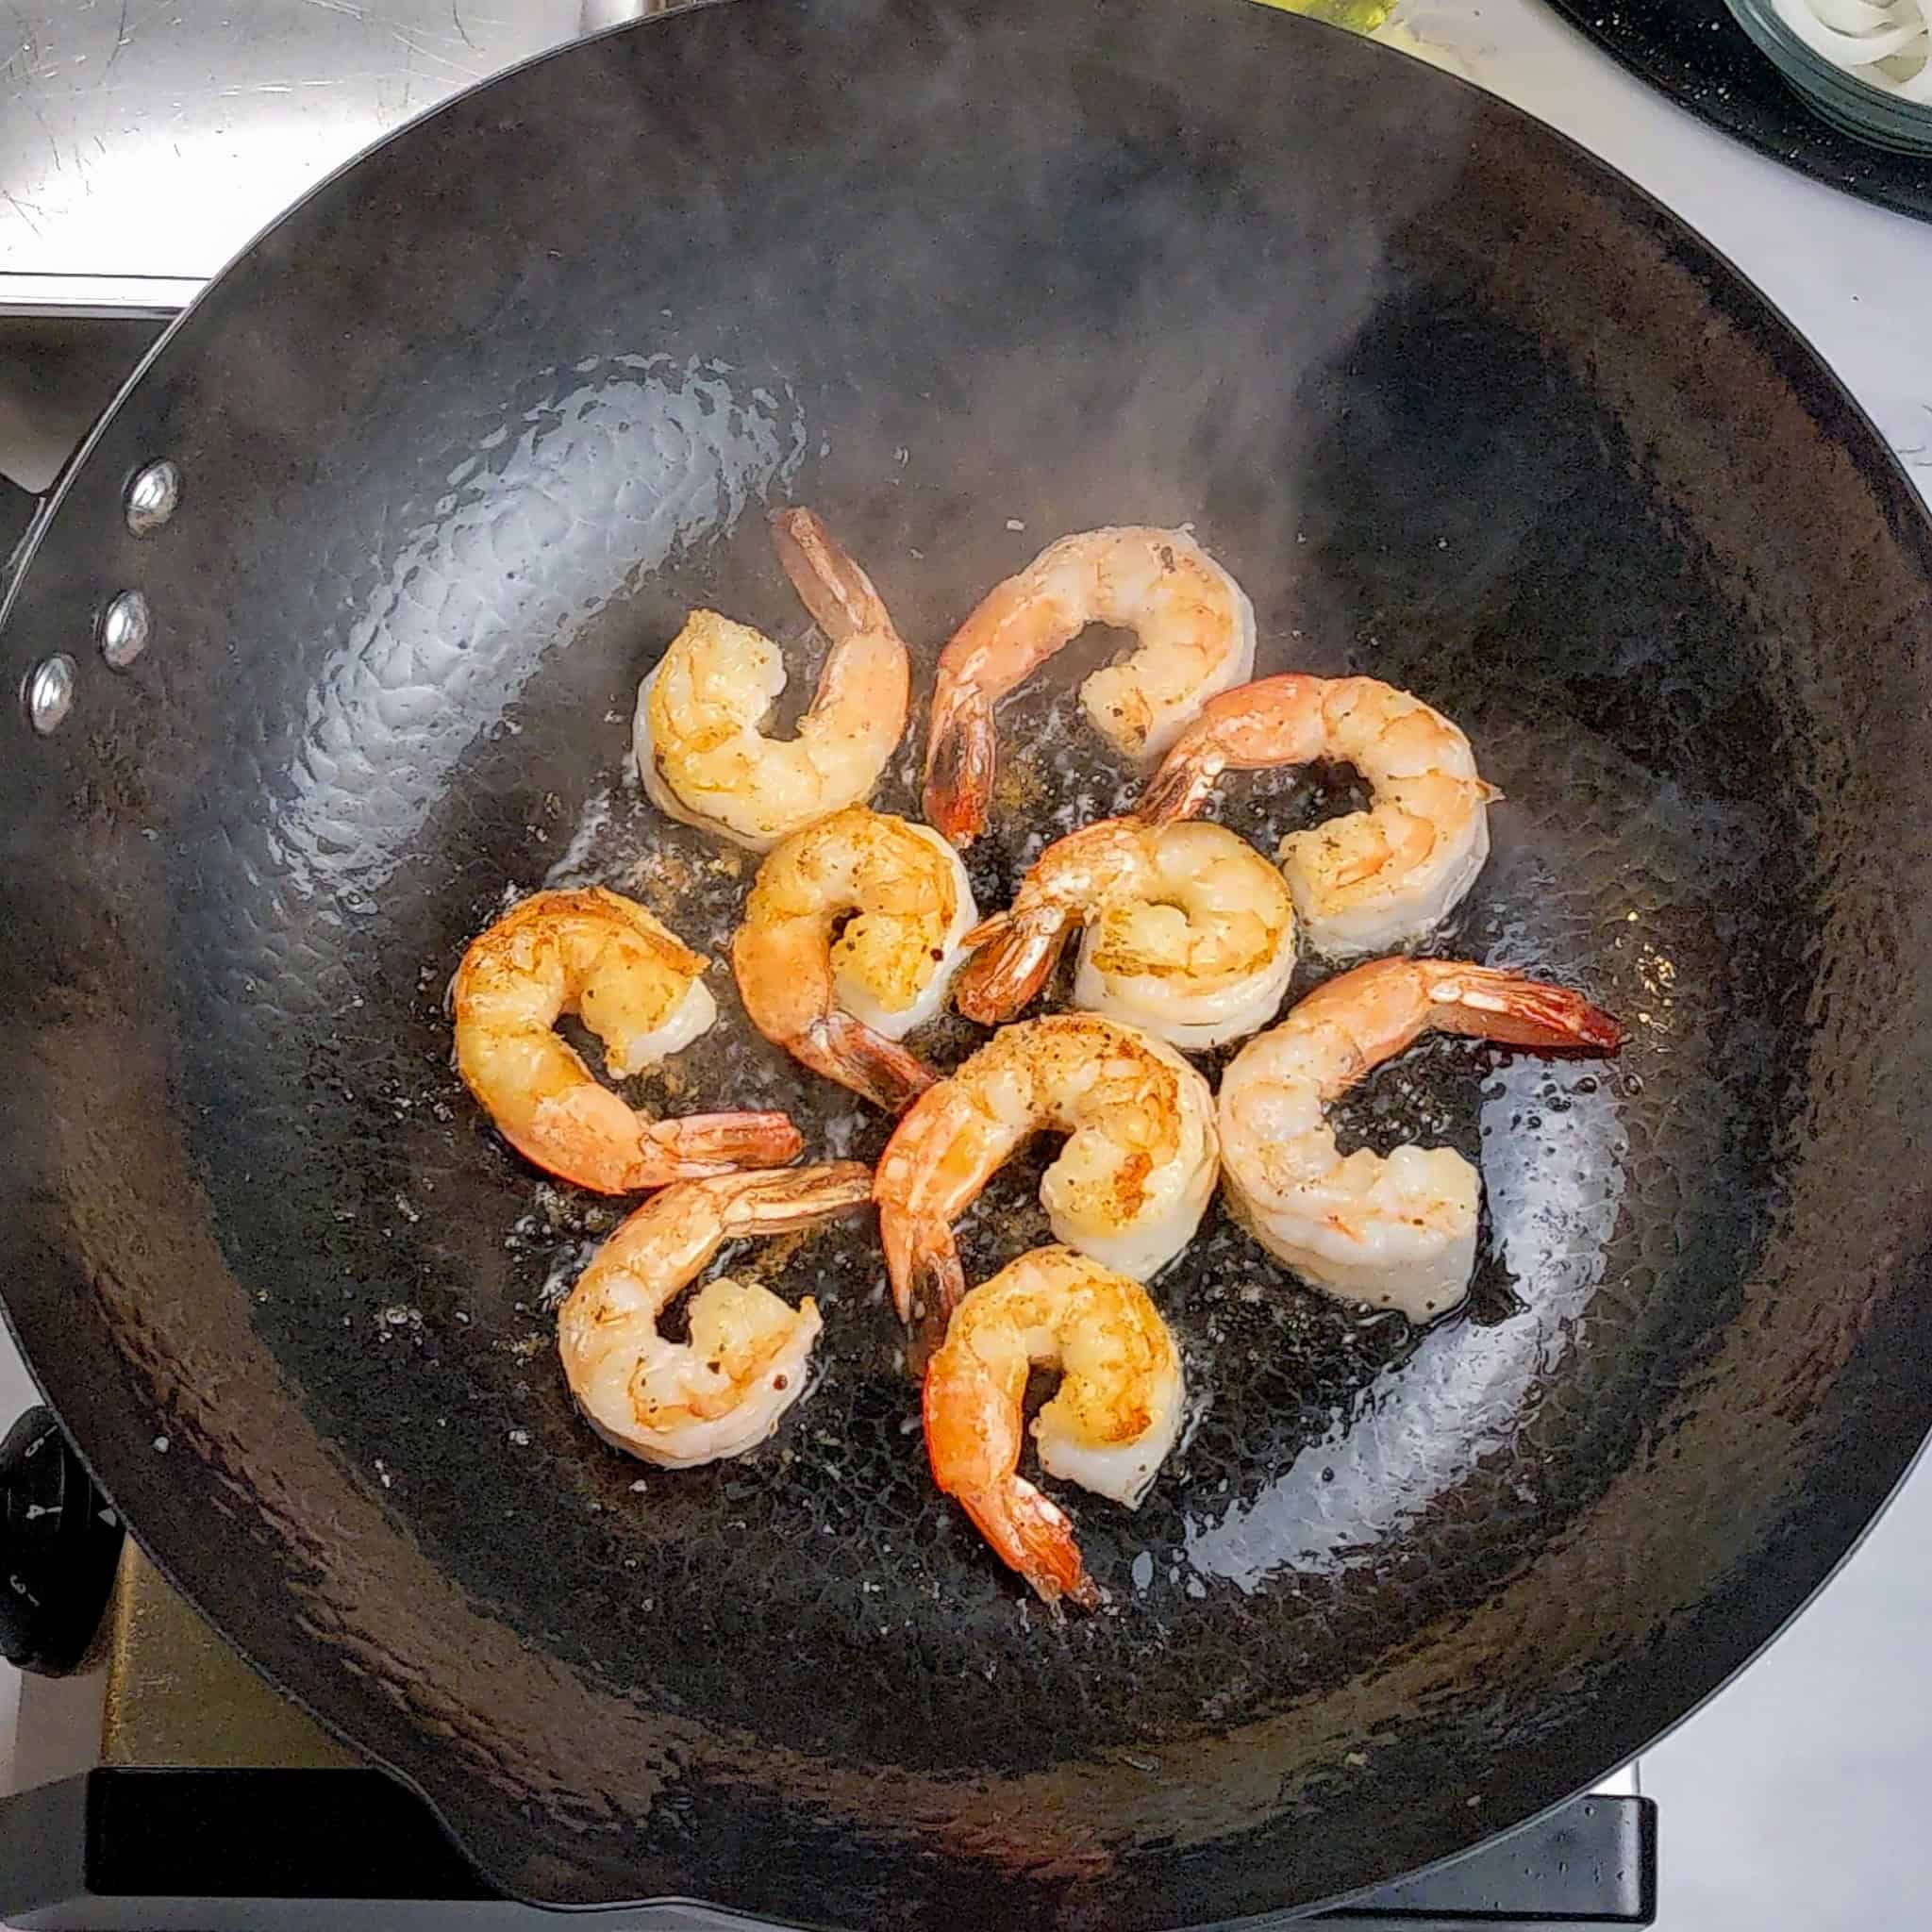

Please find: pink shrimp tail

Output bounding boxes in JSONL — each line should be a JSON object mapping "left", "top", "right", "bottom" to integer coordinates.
{"left": 638, "top": 1110, "right": 804, "bottom": 1182}
{"left": 794, "top": 1011, "right": 936, "bottom": 1113}
{"left": 769, "top": 507, "right": 891, "bottom": 643}
{"left": 953, "top": 1476, "right": 1101, "bottom": 1611}
{"left": 951, "top": 907, "right": 1071, "bottom": 1025}
{"left": 711, "top": 1160, "right": 875, "bottom": 1232}
{"left": 1430, "top": 965, "right": 1624, "bottom": 1054}
{"left": 878, "top": 1204, "right": 965, "bottom": 1357}
{"left": 1136, "top": 738, "right": 1222, "bottom": 822}
{"left": 1141, "top": 675, "right": 1339, "bottom": 819}
{"left": 924, "top": 684, "right": 996, "bottom": 848}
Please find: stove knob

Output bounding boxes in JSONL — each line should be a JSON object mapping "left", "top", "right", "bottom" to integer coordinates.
{"left": 0, "top": 1407, "right": 124, "bottom": 1674}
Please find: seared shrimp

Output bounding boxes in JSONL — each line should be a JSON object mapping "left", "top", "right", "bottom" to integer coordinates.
{"left": 732, "top": 806, "right": 978, "bottom": 1111}
{"left": 924, "top": 526, "right": 1256, "bottom": 846}
{"left": 634, "top": 508, "right": 910, "bottom": 852}
{"left": 1219, "top": 958, "right": 1622, "bottom": 1322}
{"left": 558, "top": 1163, "right": 872, "bottom": 1468}
{"left": 874, "top": 1012, "right": 1218, "bottom": 1347}
{"left": 924, "top": 1245, "right": 1183, "bottom": 1607}
{"left": 954, "top": 818, "right": 1296, "bottom": 1051}
{"left": 1139, "top": 674, "right": 1498, "bottom": 957}
{"left": 453, "top": 888, "right": 801, "bottom": 1194}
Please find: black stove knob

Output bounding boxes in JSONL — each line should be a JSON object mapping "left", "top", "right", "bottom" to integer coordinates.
{"left": 0, "top": 1406, "right": 124, "bottom": 1674}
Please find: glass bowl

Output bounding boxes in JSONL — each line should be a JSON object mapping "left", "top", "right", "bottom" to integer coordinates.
{"left": 1723, "top": 0, "right": 1932, "bottom": 154}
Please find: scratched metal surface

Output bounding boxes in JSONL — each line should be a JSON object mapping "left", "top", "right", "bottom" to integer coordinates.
{"left": 0, "top": 0, "right": 644, "bottom": 309}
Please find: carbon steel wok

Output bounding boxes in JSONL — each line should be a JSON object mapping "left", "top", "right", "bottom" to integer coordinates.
{"left": 3, "top": 0, "right": 1932, "bottom": 1924}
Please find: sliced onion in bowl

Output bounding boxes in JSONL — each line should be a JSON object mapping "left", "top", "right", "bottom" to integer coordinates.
{"left": 1771, "top": 0, "right": 1932, "bottom": 88}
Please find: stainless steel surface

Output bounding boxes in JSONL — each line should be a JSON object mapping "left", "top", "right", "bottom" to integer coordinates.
{"left": 103, "top": 1545, "right": 355, "bottom": 1771}
{"left": 9, "top": 1669, "right": 102, "bottom": 1793}
{"left": 0, "top": 0, "right": 653, "bottom": 315}
{"left": 0, "top": 274, "right": 200, "bottom": 320}
{"left": 123, "top": 458, "right": 177, "bottom": 536}
{"left": 25, "top": 652, "right": 75, "bottom": 733}
{"left": 0, "top": 315, "right": 164, "bottom": 491}
{"left": 97, "top": 587, "right": 149, "bottom": 667}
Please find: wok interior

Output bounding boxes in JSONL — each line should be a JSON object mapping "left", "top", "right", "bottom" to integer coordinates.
{"left": 8, "top": 3, "right": 1932, "bottom": 1922}
{"left": 211, "top": 270, "right": 1790, "bottom": 1754}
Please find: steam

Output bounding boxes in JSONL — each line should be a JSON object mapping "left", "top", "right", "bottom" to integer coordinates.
{"left": 241, "top": 0, "right": 1478, "bottom": 919}
{"left": 661, "top": 0, "right": 1481, "bottom": 652}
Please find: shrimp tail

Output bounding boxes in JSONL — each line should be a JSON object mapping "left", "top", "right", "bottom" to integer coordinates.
{"left": 637, "top": 1110, "right": 804, "bottom": 1181}
{"left": 955, "top": 1479, "right": 1102, "bottom": 1611}
{"left": 714, "top": 1160, "right": 876, "bottom": 1234}
{"left": 1427, "top": 966, "right": 1624, "bottom": 1053}
{"left": 951, "top": 907, "right": 1072, "bottom": 1024}
{"left": 879, "top": 1206, "right": 965, "bottom": 1345}
{"left": 796, "top": 1011, "right": 937, "bottom": 1113}
{"left": 1135, "top": 740, "right": 1222, "bottom": 823}
{"left": 770, "top": 507, "right": 892, "bottom": 643}
{"left": 908, "top": 1241, "right": 966, "bottom": 1375}
{"left": 924, "top": 687, "right": 997, "bottom": 848}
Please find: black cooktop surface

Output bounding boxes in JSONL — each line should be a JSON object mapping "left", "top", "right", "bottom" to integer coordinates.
{"left": 0, "top": 1770, "right": 1657, "bottom": 1928}
{"left": 1541, "top": 0, "right": 1932, "bottom": 223}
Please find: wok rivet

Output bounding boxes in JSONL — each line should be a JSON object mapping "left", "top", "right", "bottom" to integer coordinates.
{"left": 125, "top": 460, "right": 181, "bottom": 536}
{"left": 99, "top": 590, "right": 152, "bottom": 670}
{"left": 25, "top": 655, "right": 76, "bottom": 735}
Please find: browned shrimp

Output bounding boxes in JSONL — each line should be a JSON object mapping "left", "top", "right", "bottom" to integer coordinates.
{"left": 952, "top": 816, "right": 1295, "bottom": 1049}
{"left": 558, "top": 1164, "right": 872, "bottom": 1468}
{"left": 873, "top": 1013, "right": 1218, "bottom": 1353}
{"left": 924, "top": 1245, "right": 1182, "bottom": 1608}
{"left": 924, "top": 526, "right": 1255, "bottom": 846}
{"left": 1220, "top": 958, "right": 1621, "bottom": 1322}
{"left": 1139, "top": 673, "right": 1497, "bottom": 957}
{"left": 635, "top": 508, "right": 910, "bottom": 852}
{"left": 453, "top": 888, "right": 801, "bottom": 1193}
{"left": 731, "top": 806, "right": 977, "bottom": 1111}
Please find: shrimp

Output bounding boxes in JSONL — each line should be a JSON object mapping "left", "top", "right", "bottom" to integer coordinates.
{"left": 634, "top": 507, "right": 911, "bottom": 852}
{"left": 924, "top": 1245, "right": 1183, "bottom": 1607}
{"left": 452, "top": 888, "right": 802, "bottom": 1194}
{"left": 923, "top": 526, "right": 1256, "bottom": 846}
{"left": 1218, "top": 958, "right": 1622, "bottom": 1322}
{"left": 1138, "top": 673, "right": 1499, "bottom": 958}
{"left": 953, "top": 818, "right": 1296, "bottom": 1051}
{"left": 731, "top": 806, "right": 978, "bottom": 1111}
{"left": 557, "top": 1163, "right": 872, "bottom": 1468}
{"left": 874, "top": 1012, "right": 1218, "bottom": 1350}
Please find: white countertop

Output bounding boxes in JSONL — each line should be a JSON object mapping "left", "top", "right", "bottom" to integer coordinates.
{"left": 4, "top": 4, "right": 1931, "bottom": 1925}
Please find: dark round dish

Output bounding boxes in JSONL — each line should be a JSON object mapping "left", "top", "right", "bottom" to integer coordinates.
{"left": 1543, "top": 0, "right": 1932, "bottom": 218}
